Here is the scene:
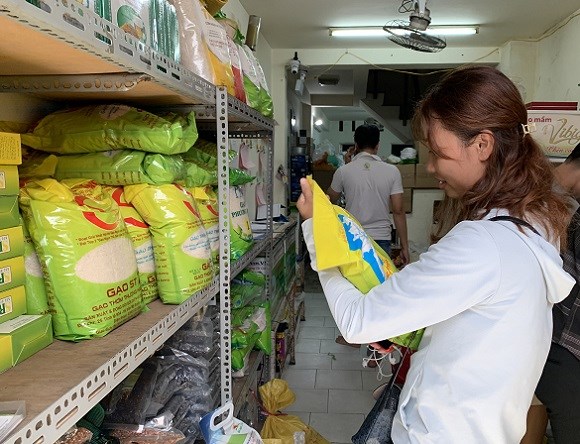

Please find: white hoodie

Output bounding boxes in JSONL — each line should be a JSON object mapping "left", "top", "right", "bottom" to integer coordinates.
{"left": 302, "top": 210, "right": 574, "bottom": 444}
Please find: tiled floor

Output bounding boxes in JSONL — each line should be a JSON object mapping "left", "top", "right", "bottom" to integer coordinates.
{"left": 281, "top": 269, "right": 391, "bottom": 444}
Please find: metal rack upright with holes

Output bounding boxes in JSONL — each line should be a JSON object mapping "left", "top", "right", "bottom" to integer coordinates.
{"left": 0, "top": 0, "right": 275, "bottom": 442}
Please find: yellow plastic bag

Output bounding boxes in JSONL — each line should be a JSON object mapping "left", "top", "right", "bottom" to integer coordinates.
{"left": 259, "top": 379, "right": 330, "bottom": 444}
{"left": 308, "top": 176, "right": 423, "bottom": 350}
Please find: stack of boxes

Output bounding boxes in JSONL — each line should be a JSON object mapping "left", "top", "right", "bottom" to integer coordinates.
{"left": 0, "top": 132, "right": 52, "bottom": 374}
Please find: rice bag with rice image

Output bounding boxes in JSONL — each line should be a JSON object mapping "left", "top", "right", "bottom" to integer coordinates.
{"left": 21, "top": 105, "right": 198, "bottom": 155}
{"left": 104, "top": 186, "right": 159, "bottom": 305}
{"left": 229, "top": 185, "right": 253, "bottom": 261}
{"left": 22, "top": 218, "right": 50, "bottom": 315}
{"left": 19, "top": 178, "right": 145, "bottom": 341}
{"left": 307, "top": 176, "right": 423, "bottom": 350}
{"left": 124, "top": 183, "right": 214, "bottom": 304}
{"left": 191, "top": 186, "right": 219, "bottom": 266}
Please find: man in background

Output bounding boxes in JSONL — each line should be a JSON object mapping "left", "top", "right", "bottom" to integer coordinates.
{"left": 326, "top": 124, "right": 410, "bottom": 352}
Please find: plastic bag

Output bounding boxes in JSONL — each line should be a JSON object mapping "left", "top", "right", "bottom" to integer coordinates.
{"left": 259, "top": 379, "right": 330, "bottom": 444}
{"left": 308, "top": 176, "right": 423, "bottom": 350}
{"left": 229, "top": 186, "right": 253, "bottom": 261}
{"left": 191, "top": 186, "right": 219, "bottom": 265}
{"left": 238, "top": 44, "right": 261, "bottom": 111}
{"left": 22, "top": 105, "right": 198, "bottom": 155}
{"left": 22, "top": 218, "right": 50, "bottom": 315}
{"left": 200, "top": 402, "right": 263, "bottom": 444}
{"left": 19, "top": 178, "right": 144, "bottom": 340}
{"left": 124, "top": 183, "right": 214, "bottom": 304}
{"left": 55, "top": 150, "right": 185, "bottom": 185}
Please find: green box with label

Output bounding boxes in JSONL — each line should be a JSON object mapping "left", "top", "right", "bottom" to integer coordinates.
{"left": 0, "top": 314, "right": 53, "bottom": 373}
{"left": 0, "top": 166, "right": 19, "bottom": 196}
{"left": 0, "top": 225, "right": 24, "bottom": 261}
{"left": 0, "top": 286, "right": 26, "bottom": 324}
{"left": 0, "top": 256, "right": 25, "bottom": 292}
{"left": 0, "top": 196, "right": 20, "bottom": 230}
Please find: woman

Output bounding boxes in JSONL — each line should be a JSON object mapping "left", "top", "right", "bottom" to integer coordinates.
{"left": 297, "top": 66, "right": 575, "bottom": 443}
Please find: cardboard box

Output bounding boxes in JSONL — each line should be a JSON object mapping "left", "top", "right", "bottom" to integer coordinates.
{"left": 0, "top": 286, "right": 26, "bottom": 324}
{"left": 402, "top": 188, "right": 413, "bottom": 213}
{"left": 396, "top": 164, "right": 416, "bottom": 188}
{"left": 0, "top": 226, "right": 24, "bottom": 261}
{"left": 416, "top": 141, "right": 430, "bottom": 164}
{"left": 526, "top": 101, "right": 578, "bottom": 111}
{"left": 0, "top": 133, "right": 22, "bottom": 165}
{"left": 0, "top": 166, "right": 19, "bottom": 196}
{"left": 0, "top": 256, "right": 25, "bottom": 293}
{"left": 0, "top": 196, "right": 20, "bottom": 230}
{"left": 415, "top": 164, "right": 440, "bottom": 189}
{"left": 0, "top": 314, "right": 53, "bottom": 373}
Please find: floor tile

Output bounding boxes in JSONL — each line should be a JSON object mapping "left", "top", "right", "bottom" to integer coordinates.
{"left": 295, "top": 338, "right": 321, "bottom": 353}
{"left": 283, "top": 388, "right": 328, "bottom": 413}
{"left": 309, "top": 413, "right": 365, "bottom": 443}
{"left": 291, "top": 352, "right": 333, "bottom": 370}
{"left": 300, "top": 315, "right": 325, "bottom": 327}
{"left": 362, "top": 368, "right": 391, "bottom": 391}
{"left": 330, "top": 352, "right": 369, "bottom": 371}
{"left": 320, "top": 339, "right": 363, "bottom": 355}
{"left": 283, "top": 368, "right": 317, "bottom": 389}
{"left": 304, "top": 298, "right": 329, "bottom": 309}
{"left": 315, "top": 369, "right": 362, "bottom": 390}
{"left": 328, "top": 389, "right": 375, "bottom": 414}
{"left": 299, "top": 326, "right": 336, "bottom": 340}
{"left": 324, "top": 316, "right": 337, "bottom": 327}
{"left": 307, "top": 305, "right": 332, "bottom": 317}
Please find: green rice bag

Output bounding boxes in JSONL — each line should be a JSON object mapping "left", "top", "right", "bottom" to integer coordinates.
{"left": 191, "top": 186, "right": 219, "bottom": 265}
{"left": 124, "top": 183, "right": 214, "bottom": 304}
{"left": 19, "top": 148, "right": 58, "bottom": 179}
{"left": 181, "top": 161, "right": 255, "bottom": 187}
{"left": 19, "top": 178, "right": 144, "bottom": 341}
{"left": 229, "top": 186, "right": 253, "bottom": 261}
{"left": 232, "top": 322, "right": 259, "bottom": 350}
{"left": 238, "top": 44, "right": 261, "bottom": 111}
{"left": 22, "top": 219, "right": 50, "bottom": 315}
{"left": 54, "top": 150, "right": 185, "bottom": 185}
{"left": 251, "top": 300, "right": 271, "bottom": 355}
{"left": 21, "top": 105, "right": 199, "bottom": 155}
{"left": 104, "top": 186, "right": 159, "bottom": 304}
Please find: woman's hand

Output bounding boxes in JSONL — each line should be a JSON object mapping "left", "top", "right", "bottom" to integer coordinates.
{"left": 297, "top": 178, "right": 313, "bottom": 220}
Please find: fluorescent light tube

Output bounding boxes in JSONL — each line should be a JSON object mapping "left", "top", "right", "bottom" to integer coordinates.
{"left": 329, "top": 26, "right": 478, "bottom": 37}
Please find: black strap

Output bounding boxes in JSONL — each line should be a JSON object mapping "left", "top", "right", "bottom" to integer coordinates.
{"left": 489, "top": 215, "right": 541, "bottom": 236}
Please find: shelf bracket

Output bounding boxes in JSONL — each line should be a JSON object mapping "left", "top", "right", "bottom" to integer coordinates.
{"left": 0, "top": 72, "right": 151, "bottom": 93}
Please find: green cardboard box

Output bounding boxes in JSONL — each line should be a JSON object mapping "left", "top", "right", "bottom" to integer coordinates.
{"left": 0, "top": 196, "right": 19, "bottom": 230}
{"left": 0, "top": 225, "right": 24, "bottom": 261}
{"left": 0, "top": 166, "right": 19, "bottom": 196}
{"left": 0, "top": 314, "right": 53, "bottom": 373}
{"left": 0, "top": 286, "right": 26, "bottom": 324}
{"left": 0, "top": 256, "right": 25, "bottom": 292}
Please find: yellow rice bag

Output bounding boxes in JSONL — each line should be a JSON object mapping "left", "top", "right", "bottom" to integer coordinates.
{"left": 308, "top": 176, "right": 423, "bottom": 349}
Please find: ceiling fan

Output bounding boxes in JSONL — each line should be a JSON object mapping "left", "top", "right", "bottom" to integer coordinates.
{"left": 383, "top": 0, "right": 446, "bottom": 53}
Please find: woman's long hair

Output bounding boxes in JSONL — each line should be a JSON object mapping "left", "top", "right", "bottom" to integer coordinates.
{"left": 413, "top": 65, "right": 570, "bottom": 245}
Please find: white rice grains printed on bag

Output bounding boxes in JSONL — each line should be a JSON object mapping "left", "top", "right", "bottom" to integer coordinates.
{"left": 124, "top": 183, "right": 214, "bottom": 304}
{"left": 22, "top": 218, "right": 50, "bottom": 316}
{"left": 104, "top": 186, "right": 159, "bottom": 305}
{"left": 19, "top": 178, "right": 144, "bottom": 341}
{"left": 191, "top": 186, "right": 219, "bottom": 265}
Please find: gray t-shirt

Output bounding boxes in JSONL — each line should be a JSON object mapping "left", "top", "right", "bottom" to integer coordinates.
{"left": 330, "top": 152, "right": 403, "bottom": 240}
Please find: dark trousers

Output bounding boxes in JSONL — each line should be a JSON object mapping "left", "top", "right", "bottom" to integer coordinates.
{"left": 536, "top": 342, "right": 580, "bottom": 444}
{"left": 375, "top": 239, "right": 391, "bottom": 255}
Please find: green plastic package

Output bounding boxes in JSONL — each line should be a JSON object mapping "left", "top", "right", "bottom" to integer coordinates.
{"left": 231, "top": 270, "right": 266, "bottom": 309}
{"left": 54, "top": 150, "right": 185, "bottom": 185}
{"left": 182, "top": 161, "right": 255, "bottom": 188}
{"left": 19, "top": 178, "right": 144, "bottom": 341}
{"left": 252, "top": 52, "right": 274, "bottom": 118}
{"left": 238, "top": 44, "right": 261, "bottom": 111}
{"left": 124, "top": 183, "right": 214, "bottom": 304}
{"left": 232, "top": 323, "right": 259, "bottom": 350}
{"left": 21, "top": 105, "right": 199, "bottom": 155}
{"left": 22, "top": 219, "right": 50, "bottom": 315}
{"left": 229, "top": 186, "right": 253, "bottom": 261}
{"left": 105, "top": 186, "right": 159, "bottom": 305}
{"left": 19, "top": 148, "right": 58, "bottom": 179}
{"left": 191, "top": 186, "right": 219, "bottom": 265}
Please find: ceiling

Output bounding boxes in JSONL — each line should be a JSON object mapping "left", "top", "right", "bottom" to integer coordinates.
{"left": 238, "top": 0, "right": 580, "bottom": 49}
{"left": 237, "top": 0, "right": 580, "bottom": 129}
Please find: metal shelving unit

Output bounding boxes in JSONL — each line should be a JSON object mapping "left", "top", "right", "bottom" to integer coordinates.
{"left": 0, "top": 0, "right": 275, "bottom": 442}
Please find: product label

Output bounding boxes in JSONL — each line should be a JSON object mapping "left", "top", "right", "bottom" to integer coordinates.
{"left": 0, "top": 314, "right": 41, "bottom": 334}
{"left": 0, "top": 235, "right": 10, "bottom": 254}
{"left": 202, "top": 16, "right": 230, "bottom": 64}
{"left": 0, "top": 172, "right": 5, "bottom": 190}
{"left": 0, "top": 132, "right": 21, "bottom": 165}
{"left": 527, "top": 111, "right": 580, "bottom": 158}
{"left": 0, "top": 266, "right": 12, "bottom": 286}
{"left": 0, "top": 296, "right": 12, "bottom": 315}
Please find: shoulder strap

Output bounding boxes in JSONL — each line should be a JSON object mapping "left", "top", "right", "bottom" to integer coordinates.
{"left": 489, "top": 215, "right": 541, "bottom": 236}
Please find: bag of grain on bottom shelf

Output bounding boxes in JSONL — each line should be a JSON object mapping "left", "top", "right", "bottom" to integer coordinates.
{"left": 21, "top": 218, "right": 50, "bottom": 315}
{"left": 191, "top": 186, "right": 219, "bottom": 266}
{"left": 124, "top": 183, "right": 214, "bottom": 304}
{"left": 21, "top": 105, "right": 199, "bottom": 155}
{"left": 19, "top": 178, "right": 144, "bottom": 341}
{"left": 104, "top": 186, "right": 159, "bottom": 304}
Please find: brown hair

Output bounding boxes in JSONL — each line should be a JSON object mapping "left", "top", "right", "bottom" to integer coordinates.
{"left": 412, "top": 65, "right": 570, "bottom": 245}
